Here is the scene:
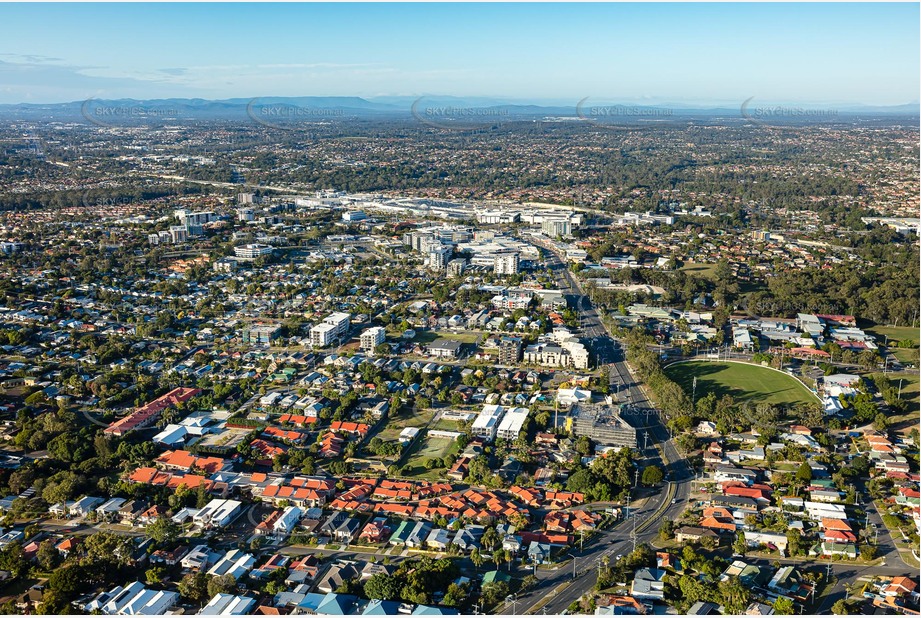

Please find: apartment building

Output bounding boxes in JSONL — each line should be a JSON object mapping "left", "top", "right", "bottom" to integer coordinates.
{"left": 310, "top": 312, "right": 351, "bottom": 348}
{"left": 360, "top": 326, "right": 386, "bottom": 355}
{"left": 496, "top": 407, "right": 530, "bottom": 440}
{"left": 494, "top": 249, "right": 520, "bottom": 275}
{"left": 498, "top": 337, "right": 523, "bottom": 365}
{"left": 447, "top": 258, "right": 467, "bottom": 277}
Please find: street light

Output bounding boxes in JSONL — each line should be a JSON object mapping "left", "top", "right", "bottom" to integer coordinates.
{"left": 567, "top": 552, "right": 577, "bottom": 580}
{"left": 505, "top": 594, "right": 518, "bottom": 615}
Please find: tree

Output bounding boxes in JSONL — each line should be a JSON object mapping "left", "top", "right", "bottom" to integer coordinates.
{"left": 773, "top": 596, "right": 796, "bottom": 615}
{"left": 641, "top": 465, "right": 664, "bottom": 486}
{"left": 470, "top": 548, "right": 485, "bottom": 572}
{"left": 786, "top": 528, "right": 803, "bottom": 557}
{"left": 717, "top": 576, "right": 751, "bottom": 614}
{"left": 145, "top": 566, "right": 167, "bottom": 585}
{"left": 36, "top": 538, "right": 60, "bottom": 571}
{"left": 364, "top": 573, "right": 402, "bottom": 600}
{"left": 732, "top": 531, "right": 747, "bottom": 556}
{"left": 795, "top": 461, "right": 813, "bottom": 485}
{"left": 658, "top": 519, "right": 675, "bottom": 542}
{"left": 859, "top": 544, "right": 878, "bottom": 560}
{"left": 831, "top": 599, "right": 851, "bottom": 615}
{"left": 147, "top": 516, "right": 180, "bottom": 544}
{"left": 178, "top": 572, "right": 210, "bottom": 605}
{"left": 574, "top": 436, "right": 593, "bottom": 456}
{"left": 207, "top": 573, "right": 237, "bottom": 599}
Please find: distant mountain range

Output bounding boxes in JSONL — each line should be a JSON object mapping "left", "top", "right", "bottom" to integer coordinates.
{"left": 0, "top": 96, "right": 916, "bottom": 124}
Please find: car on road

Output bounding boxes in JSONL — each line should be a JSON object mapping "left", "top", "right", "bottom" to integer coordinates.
{"left": 671, "top": 498, "right": 679, "bottom": 504}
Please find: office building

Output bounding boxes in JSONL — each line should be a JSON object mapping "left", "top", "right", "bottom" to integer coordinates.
{"left": 233, "top": 243, "right": 273, "bottom": 260}
{"left": 569, "top": 401, "right": 637, "bottom": 448}
{"left": 242, "top": 325, "right": 281, "bottom": 345}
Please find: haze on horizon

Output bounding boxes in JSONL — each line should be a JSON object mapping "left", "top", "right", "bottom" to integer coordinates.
{"left": 0, "top": 2, "right": 918, "bottom": 108}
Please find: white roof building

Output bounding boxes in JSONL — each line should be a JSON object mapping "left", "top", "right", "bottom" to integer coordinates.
{"left": 207, "top": 549, "right": 256, "bottom": 579}
{"left": 273, "top": 506, "right": 303, "bottom": 534}
{"left": 496, "top": 407, "right": 530, "bottom": 440}
{"left": 471, "top": 404, "right": 505, "bottom": 441}
{"left": 194, "top": 499, "right": 243, "bottom": 528}
{"left": 85, "top": 581, "right": 179, "bottom": 615}
{"left": 199, "top": 593, "right": 257, "bottom": 615}
{"left": 557, "top": 387, "right": 591, "bottom": 407}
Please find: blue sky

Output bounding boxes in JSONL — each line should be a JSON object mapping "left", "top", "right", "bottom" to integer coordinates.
{"left": 0, "top": 3, "right": 917, "bottom": 106}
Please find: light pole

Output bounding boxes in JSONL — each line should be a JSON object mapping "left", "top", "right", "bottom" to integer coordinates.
{"left": 567, "top": 552, "right": 577, "bottom": 580}
{"left": 631, "top": 514, "right": 638, "bottom": 553}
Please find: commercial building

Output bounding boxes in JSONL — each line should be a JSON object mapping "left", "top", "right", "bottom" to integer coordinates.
{"left": 494, "top": 250, "right": 520, "bottom": 275}
{"left": 233, "top": 243, "right": 274, "bottom": 260}
{"left": 569, "top": 401, "right": 637, "bottom": 448}
{"left": 242, "top": 324, "right": 281, "bottom": 345}
{"left": 310, "top": 312, "right": 351, "bottom": 348}
{"left": 360, "top": 326, "right": 386, "bottom": 355}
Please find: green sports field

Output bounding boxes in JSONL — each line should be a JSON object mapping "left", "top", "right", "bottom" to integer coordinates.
{"left": 664, "top": 361, "right": 818, "bottom": 406}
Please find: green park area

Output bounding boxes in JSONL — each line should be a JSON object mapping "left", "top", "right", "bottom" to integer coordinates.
{"left": 401, "top": 434, "right": 461, "bottom": 480}
{"left": 665, "top": 361, "right": 818, "bottom": 407}
{"left": 866, "top": 324, "right": 920, "bottom": 365}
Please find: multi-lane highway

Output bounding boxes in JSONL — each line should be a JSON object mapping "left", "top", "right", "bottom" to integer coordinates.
{"left": 494, "top": 247, "right": 694, "bottom": 615}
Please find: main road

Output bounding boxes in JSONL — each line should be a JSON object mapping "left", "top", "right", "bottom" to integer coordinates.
{"left": 494, "top": 246, "right": 694, "bottom": 615}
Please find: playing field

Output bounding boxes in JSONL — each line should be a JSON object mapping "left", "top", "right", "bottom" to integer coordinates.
{"left": 374, "top": 407, "right": 434, "bottom": 443}
{"left": 889, "top": 371, "right": 920, "bottom": 406}
{"left": 664, "top": 361, "right": 819, "bottom": 406}
{"left": 401, "top": 434, "right": 458, "bottom": 479}
{"left": 865, "top": 325, "right": 919, "bottom": 346}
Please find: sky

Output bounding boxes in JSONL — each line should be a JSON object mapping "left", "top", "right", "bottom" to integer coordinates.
{"left": 0, "top": 3, "right": 918, "bottom": 107}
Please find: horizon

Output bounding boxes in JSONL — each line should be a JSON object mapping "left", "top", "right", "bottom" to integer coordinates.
{"left": 0, "top": 3, "right": 918, "bottom": 107}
